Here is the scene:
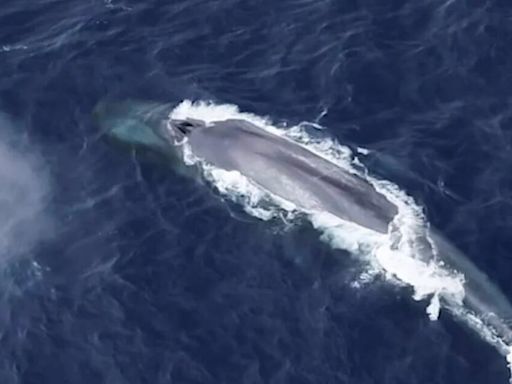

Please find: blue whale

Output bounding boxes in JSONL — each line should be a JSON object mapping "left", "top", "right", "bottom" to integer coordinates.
{"left": 95, "top": 100, "right": 512, "bottom": 359}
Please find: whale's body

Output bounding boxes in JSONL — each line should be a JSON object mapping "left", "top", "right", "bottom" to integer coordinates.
{"left": 95, "top": 100, "right": 512, "bottom": 357}
{"left": 186, "top": 118, "right": 397, "bottom": 233}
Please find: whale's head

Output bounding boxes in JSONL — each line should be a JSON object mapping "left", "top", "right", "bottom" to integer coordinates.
{"left": 94, "top": 100, "right": 173, "bottom": 152}
{"left": 94, "top": 100, "right": 208, "bottom": 148}
{"left": 93, "top": 100, "right": 208, "bottom": 177}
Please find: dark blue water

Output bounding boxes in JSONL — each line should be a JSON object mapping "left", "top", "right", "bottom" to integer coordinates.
{"left": 1, "top": 0, "right": 512, "bottom": 383}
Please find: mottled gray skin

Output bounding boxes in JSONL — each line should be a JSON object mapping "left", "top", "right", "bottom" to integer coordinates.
{"left": 178, "top": 118, "right": 398, "bottom": 233}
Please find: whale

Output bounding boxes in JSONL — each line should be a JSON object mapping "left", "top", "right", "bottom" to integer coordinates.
{"left": 94, "top": 100, "right": 512, "bottom": 360}
{"left": 94, "top": 100, "right": 398, "bottom": 233}
{"left": 174, "top": 117, "right": 399, "bottom": 234}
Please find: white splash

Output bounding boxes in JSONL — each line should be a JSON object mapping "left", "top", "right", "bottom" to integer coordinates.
{"left": 508, "top": 349, "right": 512, "bottom": 383}
{"left": 171, "top": 100, "right": 270, "bottom": 128}
{"left": 168, "top": 100, "right": 512, "bottom": 380}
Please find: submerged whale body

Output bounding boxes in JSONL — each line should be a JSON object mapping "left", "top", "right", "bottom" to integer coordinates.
{"left": 95, "top": 100, "right": 512, "bottom": 363}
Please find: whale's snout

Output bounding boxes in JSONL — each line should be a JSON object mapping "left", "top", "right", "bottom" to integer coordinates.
{"left": 93, "top": 100, "right": 174, "bottom": 151}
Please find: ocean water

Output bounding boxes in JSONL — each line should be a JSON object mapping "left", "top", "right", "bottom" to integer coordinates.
{"left": 1, "top": 1, "right": 512, "bottom": 383}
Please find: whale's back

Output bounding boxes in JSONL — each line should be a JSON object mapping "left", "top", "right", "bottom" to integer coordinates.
{"left": 187, "top": 119, "right": 398, "bottom": 233}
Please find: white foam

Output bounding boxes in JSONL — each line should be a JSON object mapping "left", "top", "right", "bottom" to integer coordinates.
{"left": 308, "top": 194, "right": 466, "bottom": 321}
{"left": 168, "top": 100, "right": 512, "bottom": 380}
{"left": 170, "top": 100, "right": 270, "bottom": 127}
{"left": 507, "top": 349, "right": 512, "bottom": 383}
